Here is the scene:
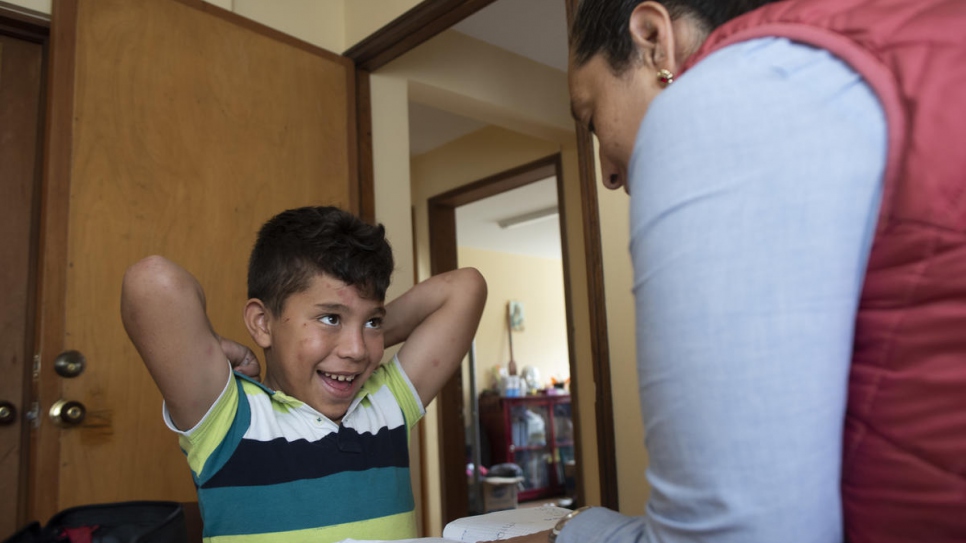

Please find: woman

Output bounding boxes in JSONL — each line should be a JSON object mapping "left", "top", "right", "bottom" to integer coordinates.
{"left": 503, "top": 0, "right": 966, "bottom": 542}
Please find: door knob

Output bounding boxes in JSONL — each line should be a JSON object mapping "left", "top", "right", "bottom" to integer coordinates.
{"left": 0, "top": 401, "right": 16, "bottom": 425}
{"left": 49, "top": 399, "right": 86, "bottom": 427}
{"left": 54, "top": 350, "right": 86, "bottom": 378}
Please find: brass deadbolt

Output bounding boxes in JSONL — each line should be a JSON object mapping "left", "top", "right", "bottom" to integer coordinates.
{"left": 49, "top": 399, "right": 86, "bottom": 427}
{"left": 0, "top": 401, "right": 16, "bottom": 425}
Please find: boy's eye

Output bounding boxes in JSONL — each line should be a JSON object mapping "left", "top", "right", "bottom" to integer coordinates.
{"left": 319, "top": 315, "right": 340, "bottom": 326}
{"left": 365, "top": 317, "right": 382, "bottom": 329}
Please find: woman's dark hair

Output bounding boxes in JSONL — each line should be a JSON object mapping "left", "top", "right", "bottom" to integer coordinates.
{"left": 571, "top": 0, "right": 784, "bottom": 72}
{"left": 248, "top": 206, "right": 394, "bottom": 315}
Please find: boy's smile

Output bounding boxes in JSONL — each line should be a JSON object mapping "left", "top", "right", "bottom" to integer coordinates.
{"left": 255, "top": 273, "right": 386, "bottom": 422}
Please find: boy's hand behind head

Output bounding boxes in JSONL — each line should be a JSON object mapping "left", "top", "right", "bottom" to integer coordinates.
{"left": 220, "top": 336, "right": 261, "bottom": 380}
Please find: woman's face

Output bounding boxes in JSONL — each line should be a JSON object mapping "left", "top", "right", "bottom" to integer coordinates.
{"left": 569, "top": 54, "right": 661, "bottom": 194}
{"left": 568, "top": 2, "right": 706, "bottom": 194}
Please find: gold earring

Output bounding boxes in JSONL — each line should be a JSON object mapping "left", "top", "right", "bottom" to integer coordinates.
{"left": 657, "top": 69, "right": 674, "bottom": 85}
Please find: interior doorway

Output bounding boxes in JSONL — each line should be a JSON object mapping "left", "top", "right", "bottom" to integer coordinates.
{"left": 428, "top": 156, "right": 578, "bottom": 515}
{"left": 346, "top": 0, "right": 618, "bottom": 530}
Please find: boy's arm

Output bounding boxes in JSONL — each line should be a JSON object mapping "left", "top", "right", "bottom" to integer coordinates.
{"left": 121, "top": 255, "right": 256, "bottom": 430}
{"left": 382, "top": 268, "right": 486, "bottom": 406}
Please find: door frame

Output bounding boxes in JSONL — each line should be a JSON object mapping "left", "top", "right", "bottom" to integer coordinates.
{"left": 345, "top": 0, "right": 619, "bottom": 524}
{"left": 0, "top": 4, "right": 49, "bottom": 532}
{"left": 427, "top": 154, "right": 587, "bottom": 516}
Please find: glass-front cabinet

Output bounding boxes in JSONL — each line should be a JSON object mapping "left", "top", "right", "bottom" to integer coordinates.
{"left": 480, "top": 394, "right": 573, "bottom": 501}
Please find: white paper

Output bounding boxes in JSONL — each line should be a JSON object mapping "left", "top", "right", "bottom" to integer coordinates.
{"left": 441, "top": 505, "right": 570, "bottom": 542}
{"left": 336, "top": 505, "right": 570, "bottom": 543}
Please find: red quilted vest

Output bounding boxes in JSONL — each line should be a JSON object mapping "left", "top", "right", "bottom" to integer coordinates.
{"left": 681, "top": 1, "right": 966, "bottom": 541}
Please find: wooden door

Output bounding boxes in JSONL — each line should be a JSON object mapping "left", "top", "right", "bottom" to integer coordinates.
{"left": 30, "top": 0, "right": 357, "bottom": 523}
{"left": 0, "top": 24, "right": 45, "bottom": 537}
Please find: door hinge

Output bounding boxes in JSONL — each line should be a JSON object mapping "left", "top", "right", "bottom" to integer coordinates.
{"left": 33, "top": 353, "right": 41, "bottom": 380}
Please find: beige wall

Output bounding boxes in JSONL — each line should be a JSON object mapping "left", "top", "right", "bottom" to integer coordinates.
{"left": 1, "top": 0, "right": 49, "bottom": 15}
{"left": 378, "top": 30, "right": 573, "bottom": 145}
{"left": 457, "top": 246, "right": 570, "bottom": 395}
{"left": 597, "top": 174, "right": 649, "bottom": 513}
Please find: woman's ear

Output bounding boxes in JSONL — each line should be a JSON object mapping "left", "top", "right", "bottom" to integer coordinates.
{"left": 628, "top": 1, "right": 678, "bottom": 71}
{"left": 244, "top": 299, "right": 273, "bottom": 349}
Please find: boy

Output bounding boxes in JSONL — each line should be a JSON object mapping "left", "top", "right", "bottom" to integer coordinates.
{"left": 121, "top": 206, "right": 486, "bottom": 542}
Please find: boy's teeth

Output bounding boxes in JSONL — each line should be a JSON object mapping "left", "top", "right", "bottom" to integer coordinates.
{"left": 323, "top": 372, "right": 355, "bottom": 382}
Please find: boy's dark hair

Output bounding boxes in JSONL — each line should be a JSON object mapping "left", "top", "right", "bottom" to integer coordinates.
{"left": 248, "top": 206, "right": 394, "bottom": 315}
{"left": 571, "top": 0, "right": 784, "bottom": 73}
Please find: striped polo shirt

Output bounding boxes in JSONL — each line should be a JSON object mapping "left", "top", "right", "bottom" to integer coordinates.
{"left": 163, "top": 356, "right": 425, "bottom": 543}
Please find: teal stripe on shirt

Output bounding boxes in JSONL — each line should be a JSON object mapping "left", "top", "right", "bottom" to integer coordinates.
{"left": 193, "top": 376, "right": 252, "bottom": 486}
{"left": 198, "top": 466, "right": 415, "bottom": 536}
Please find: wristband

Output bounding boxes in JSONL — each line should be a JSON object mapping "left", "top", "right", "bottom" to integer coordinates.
{"left": 548, "top": 506, "right": 593, "bottom": 543}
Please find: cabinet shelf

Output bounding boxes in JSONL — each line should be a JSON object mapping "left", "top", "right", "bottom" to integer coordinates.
{"left": 480, "top": 393, "right": 574, "bottom": 502}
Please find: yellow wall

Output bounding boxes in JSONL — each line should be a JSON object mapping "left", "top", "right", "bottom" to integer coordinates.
{"left": 597, "top": 172, "right": 649, "bottom": 512}
{"left": 379, "top": 30, "right": 573, "bottom": 145}
{"left": 457, "top": 246, "right": 570, "bottom": 396}
{"left": 1, "top": 0, "right": 49, "bottom": 15}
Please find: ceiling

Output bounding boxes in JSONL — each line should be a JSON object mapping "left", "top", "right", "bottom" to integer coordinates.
{"left": 408, "top": 0, "right": 569, "bottom": 260}
{"left": 456, "top": 177, "right": 562, "bottom": 260}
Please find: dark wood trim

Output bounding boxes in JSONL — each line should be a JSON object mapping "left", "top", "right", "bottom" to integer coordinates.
{"left": 30, "top": 0, "right": 76, "bottom": 523}
{"left": 345, "top": 64, "right": 360, "bottom": 215}
{"left": 169, "top": 0, "right": 352, "bottom": 68}
{"left": 355, "top": 69, "right": 375, "bottom": 223}
{"left": 564, "top": 0, "right": 619, "bottom": 511}
{"left": 575, "top": 124, "right": 619, "bottom": 510}
{"left": 0, "top": 4, "right": 49, "bottom": 41}
{"left": 552, "top": 153, "right": 588, "bottom": 509}
{"left": 343, "top": 0, "right": 498, "bottom": 72}
{"left": 430, "top": 156, "right": 558, "bottom": 208}
{"left": 426, "top": 201, "right": 465, "bottom": 526}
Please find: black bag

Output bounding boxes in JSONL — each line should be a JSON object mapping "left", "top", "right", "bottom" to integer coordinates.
{"left": 3, "top": 501, "right": 188, "bottom": 543}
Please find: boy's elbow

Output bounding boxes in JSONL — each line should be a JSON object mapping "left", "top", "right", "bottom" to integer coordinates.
{"left": 457, "top": 267, "right": 487, "bottom": 304}
{"left": 124, "top": 256, "right": 174, "bottom": 296}
{"left": 121, "top": 256, "right": 198, "bottom": 310}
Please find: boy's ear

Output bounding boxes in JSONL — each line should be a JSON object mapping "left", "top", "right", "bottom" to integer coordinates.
{"left": 244, "top": 299, "right": 273, "bottom": 349}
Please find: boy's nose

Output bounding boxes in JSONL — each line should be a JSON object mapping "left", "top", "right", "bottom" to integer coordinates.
{"left": 336, "top": 328, "right": 367, "bottom": 361}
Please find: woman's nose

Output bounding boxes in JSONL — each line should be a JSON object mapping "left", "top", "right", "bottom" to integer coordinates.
{"left": 598, "top": 151, "right": 624, "bottom": 191}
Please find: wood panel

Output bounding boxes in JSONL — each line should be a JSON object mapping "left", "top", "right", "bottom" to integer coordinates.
{"left": 32, "top": 0, "right": 356, "bottom": 518}
{"left": 0, "top": 27, "right": 45, "bottom": 536}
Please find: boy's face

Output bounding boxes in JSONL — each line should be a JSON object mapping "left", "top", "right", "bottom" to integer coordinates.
{"left": 259, "top": 273, "right": 385, "bottom": 422}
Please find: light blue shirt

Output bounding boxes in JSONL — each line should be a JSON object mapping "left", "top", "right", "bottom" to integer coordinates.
{"left": 559, "top": 38, "right": 886, "bottom": 543}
